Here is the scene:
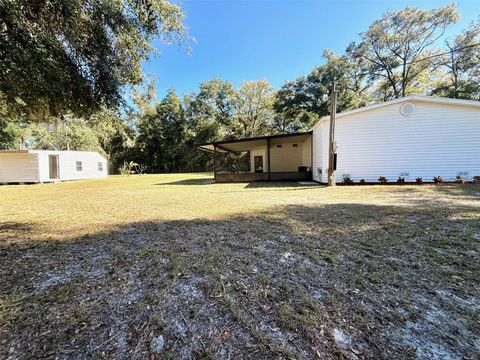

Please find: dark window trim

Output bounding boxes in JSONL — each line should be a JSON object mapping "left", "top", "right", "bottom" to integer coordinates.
{"left": 76, "top": 161, "right": 83, "bottom": 171}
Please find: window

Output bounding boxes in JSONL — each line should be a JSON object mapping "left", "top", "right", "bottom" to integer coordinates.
{"left": 276, "top": 144, "right": 282, "bottom": 148}
{"left": 76, "top": 161, "right": 83, "bottom": 171}
{"left": 292, "top": 143, "right": 298, "bottom": 147}
{"left": 98, "top": 162, "right": 103, "bottom": 171}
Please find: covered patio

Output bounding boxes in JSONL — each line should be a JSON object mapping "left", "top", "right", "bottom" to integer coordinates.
{"left": 197, "top": 132, "right": 313, "bottom": 183}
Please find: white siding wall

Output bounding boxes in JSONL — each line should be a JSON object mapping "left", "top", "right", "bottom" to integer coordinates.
{"left": 0, "top": 153, "right": 40, "bottom": 183}
{"left": 36, "top": 151, "right": 108, "bottom": 182}
{"left": 312, "top": 123, "right": 323, "bottom": 182}
{"left": 312, "top": 101, "right": 480, "bottom": 183}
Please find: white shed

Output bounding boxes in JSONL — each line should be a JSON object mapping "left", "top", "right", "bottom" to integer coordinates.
{"left": 312, "top": 95, "right": 480, "bottom": 183}
{"left": 0, "top": 150, "right": 108, "bottom": 184}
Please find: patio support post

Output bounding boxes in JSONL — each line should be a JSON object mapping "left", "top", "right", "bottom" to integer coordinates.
{"left": 213, "top": 144, "right": 217, "bottom": 182}
{"left": 267, "top": 138, "right": 271, "bottom": 181}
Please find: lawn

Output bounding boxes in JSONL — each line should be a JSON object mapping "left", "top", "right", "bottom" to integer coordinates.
{"left": 1, "top": 174, "right": 479, "bottom": 359}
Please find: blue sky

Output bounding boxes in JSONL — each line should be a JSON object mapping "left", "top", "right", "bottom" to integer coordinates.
{"left": 141, "top": 0, "right": 480, "bottom": 100}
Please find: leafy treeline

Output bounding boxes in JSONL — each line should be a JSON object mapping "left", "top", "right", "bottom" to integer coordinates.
{"left": 1, "top": 3, "right": 479, "bottom": 173}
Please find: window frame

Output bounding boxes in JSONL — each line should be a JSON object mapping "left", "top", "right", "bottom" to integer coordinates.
{"left": 76, "top": 161, "right": 83, "bottom": 171}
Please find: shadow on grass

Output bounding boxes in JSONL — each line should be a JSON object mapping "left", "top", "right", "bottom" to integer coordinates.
{"left": 0, "top": 222, "right": 38, "bottom": 243}
{"left": 0, "top": 221, "right": 35, "bottom": 233}
{"left": 1, "top": 203, "right": 479, "bottom": 359}
{"left": 154, "top": 179, "right": 323, "bottom": 190}
{"left": 153, "top": 178, "right": 214, "bottom": 186}
{"left": 244, "top": 181, "right": 320, "bottom": 189}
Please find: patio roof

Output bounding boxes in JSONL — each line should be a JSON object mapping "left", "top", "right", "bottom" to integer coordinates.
{"left": 197, "top": 131, "right": 313, "bottom": 153}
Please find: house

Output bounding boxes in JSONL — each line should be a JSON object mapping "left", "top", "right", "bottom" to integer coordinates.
{"left": 0, "top": 150, "right": 108, "bottom": 184}
{"left": 198, "top": 95, "right": 480, "bottom": 183}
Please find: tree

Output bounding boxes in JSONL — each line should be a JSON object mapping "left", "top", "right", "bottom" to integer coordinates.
{"left": 0, "top": 119, "right": 28, "bottom": 149}
{"left": 88, "top": 110, "right": 135, "bottom": 171}
{"left": 273, "top": 50, "right": 369, "bottom": 132}
{"left": 136, "top": 89, "right": 187, "bottom": 172}
{"left": 433, "top": 18, "right": 480, "bottom": 100}
{"left": 0, "top": 0, "right": 187, "bottom": 118}
{"left": 347, "top": 4, "right": 459, "bottom": 99}
{"left": 234, "top": 80, "right": 275, "bottom": 138}
{"left": 184, "top": 79, "right": 238, "bottom": 142}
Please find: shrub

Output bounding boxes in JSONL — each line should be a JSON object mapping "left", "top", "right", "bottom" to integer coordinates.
{"left": 397, "top": 177, "right": 406, "bottom": 184}
{"left": 454, "top": 175, "right": 464, "bottom": 184}
{"left": 119, "top": 161, "right": 138, "bottom": 176}
{"left": 415, "top": 177, "right": 423, "bottom": 184}
{"left": 433, "top": 176, "right": 443, "bottom": 184}
{"left": 378, "top": 176, "right": 388, "bottom": 184}
{"left": 134, "top": 164, "right": 148, "bottom": 174}
{"left": 473, "top": 176, "right": 480, "bottom": 184}
{"left": 342, "top": 176, "right": 354, "bottom": 184}
{"left": 359, "top": 178, "right": 366, "bottom": 184}
{"left": 119, "top": 163, "right": 130, "bottom": 176}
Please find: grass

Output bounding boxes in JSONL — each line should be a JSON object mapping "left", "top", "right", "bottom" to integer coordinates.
{"left": 1, "top": 173, "right": 479, "bottom": 359}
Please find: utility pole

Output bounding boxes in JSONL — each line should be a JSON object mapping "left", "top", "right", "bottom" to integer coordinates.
{"left": 328, "top": 79, "right": 337, "bottom": 186}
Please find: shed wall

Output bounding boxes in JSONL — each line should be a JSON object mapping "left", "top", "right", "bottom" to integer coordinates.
{"left": 37, "top": 151, "right": 108, "bottom": 182}
{"left": 0, "top": 153, "right": 39, "bottom": 183}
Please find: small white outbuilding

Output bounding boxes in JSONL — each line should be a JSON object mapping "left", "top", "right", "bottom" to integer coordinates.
{"left": 0, "top": 150, "right": 108, "bottom": 184}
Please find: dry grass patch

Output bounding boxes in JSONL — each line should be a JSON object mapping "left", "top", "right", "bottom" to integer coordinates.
{"left": 1, "top": 174, "right": 479, "bottom": 359}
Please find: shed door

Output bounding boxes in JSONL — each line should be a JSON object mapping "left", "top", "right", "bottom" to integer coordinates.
{"left": 254, "top": 155, "right": 263, "bottom": 173}
{"left": 49, "top": 155, "right": 59, "bottom": 179}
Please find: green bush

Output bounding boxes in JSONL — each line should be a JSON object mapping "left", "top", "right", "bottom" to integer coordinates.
{"left": 378, "top": 176, "right": 388, "bottom": 184}
{"left": 119, "top": 161, "right": 138, "bottom": 176}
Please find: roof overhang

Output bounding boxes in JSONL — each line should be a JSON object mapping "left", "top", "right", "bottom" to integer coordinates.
{"left": 197, "top": 131, "right": 313, "bottom": 153}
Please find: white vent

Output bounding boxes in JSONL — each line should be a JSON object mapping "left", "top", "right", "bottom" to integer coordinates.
{"left": 400, "top": 103, "right": 415, "bottom": 116}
